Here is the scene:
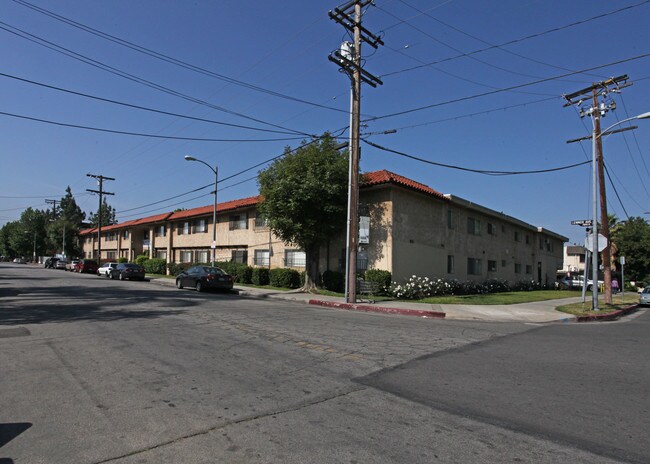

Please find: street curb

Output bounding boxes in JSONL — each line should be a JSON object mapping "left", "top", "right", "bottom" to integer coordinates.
{"left": 575, "top": 304, "right": 639, "bottom": 322}
{"left": 308, "top": 299, "right": 446, "bottom": 318}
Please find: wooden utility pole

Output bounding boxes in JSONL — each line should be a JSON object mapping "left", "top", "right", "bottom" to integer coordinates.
{"left": 563, "top": 75, "right": 631, "bottom": 308}
{"left": 329, "top": 0, "right": 383, "bottom": 303}
{"left": 86, "top": 173, "right": 115, "bottom": 262}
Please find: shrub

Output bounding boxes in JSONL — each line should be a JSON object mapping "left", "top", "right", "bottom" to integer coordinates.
{"left": 321, "top": 270, "right": 344, "bottom": 293}
{"left": 252, "top": 267, "right": 270, "bottom": 286}
{"left": 217, "top": 262, "right": 253, "bottom": 284}
{"left": 117, "top": 257, "right": 128, "bottom": 263}
{"left": 168, "top": 262, "right": 192, "bottom": 276}
{"left": 364, "top": 269, "right": 392, "bottom": 294}
{"left": 135, "top": 255, "right": 149, "bottom": 266}
{"left": 143, "top": 258, "right": 167, "bottom": 275}
{"left": 270, "top": 268, "right": 301, "bottom": 289}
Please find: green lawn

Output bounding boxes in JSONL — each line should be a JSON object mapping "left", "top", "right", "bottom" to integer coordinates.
{"left": 556, "top": 292, "right": 639, "bottom": 316}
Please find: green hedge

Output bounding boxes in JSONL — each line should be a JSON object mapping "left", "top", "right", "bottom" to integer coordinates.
{"left": 364, "top": 269, "right": 392, "bottom": 295}
{"left": 168, "top": 262, "right": 192, "bottom": 276}
{"left": 216, "top": 261, "right": 253, "bottom": 284}
{"left": 270, "top": 268, "right": 301, "bottom": 289}
{"left": 252, "top": 267, "right": 270, "bottom": 286}
{"left": 135, "top": 255, "right": 149, "bottom": 266}
{"left": 143, "top": 258, "right": 167, "bottom": 275}
{"left": 117, "top": 257, "right": 128, "bottom": 263}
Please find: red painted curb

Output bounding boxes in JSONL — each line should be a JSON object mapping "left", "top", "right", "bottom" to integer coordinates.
{"left": 575, "top": 304, "right": 639, "bottom": 322}
{"left": 308, "top": 299, "right": 445, "bottom": 318}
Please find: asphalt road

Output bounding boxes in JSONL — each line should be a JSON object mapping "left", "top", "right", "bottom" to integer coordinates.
{"left": 1, "top": 263, "right": 647, "bottom": 463}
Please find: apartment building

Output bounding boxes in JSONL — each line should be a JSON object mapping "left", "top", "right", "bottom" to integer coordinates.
{"left": 80, "top": 170, "right": 566, "bottom": 284}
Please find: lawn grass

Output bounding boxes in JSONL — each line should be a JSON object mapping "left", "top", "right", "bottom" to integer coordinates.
{"left": 556, "top": 292, "right": 639, "bottom": 316}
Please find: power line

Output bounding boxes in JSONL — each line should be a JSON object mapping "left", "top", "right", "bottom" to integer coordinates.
{"left": 0, "top": 21, "right": 312, "bottom": 137}
{"left": 0, "top": 72, "right": 305, "bottom": 136}
{"left": 380, "top": 1, "right": 650, "bottom": 78}
{"left": 11, "top": 0, "right": 350, "bottom": 116}
{"left": 362, "top": 138, "right": 591, "bottom": 175}
{"left": 0, "top": 110, "right": 306, "bottom": 142}
{"left": 366, "top": 53, "right": 650, "bottom": 121}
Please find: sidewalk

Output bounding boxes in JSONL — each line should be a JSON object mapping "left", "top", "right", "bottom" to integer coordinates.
{"left": 150, "top": 277, "right": 588, "bottom": 323}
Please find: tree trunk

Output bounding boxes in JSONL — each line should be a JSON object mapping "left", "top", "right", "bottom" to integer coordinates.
{"left": 302, "top": 245, "right": 320, "bottom": 292}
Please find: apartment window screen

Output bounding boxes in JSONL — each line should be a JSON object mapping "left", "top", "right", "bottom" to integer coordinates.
{"left": 467, "top": 217, "right": 481, "bottom": 235}
{"left": 155, "top": 249, "right": 167, "bottom": 260}
{"left": 254, "top": 214, "right": 268, "bottom": 229}
{"left": 193, "top": 219, "right": 207, "bottom": 233}
{"left": 515, "top": 263, "right": 522, "bottom": 274}
{"left": 488, "top": 260, "right": 497, "bottom": 272}
{"left": 447, "top": 210, "right": 455, "bottom": 229}
{"left": 514, "top": 231, "right": 522, "bottom": 242}
{"left": 180, "top": 250, "right": 193, "bottom": 263}
{"left": 447, "top": 255, "right": 454, "bottom": 274}
{"left": 525, "top": 265, "right": 532, "bottom": 274}
{"left": 155, "top": 225, "right": 166, "bottom": 237}
{"left": 231, "top": 250, "right": 248, "bottom": 264}
{"left": 487, "top": 223, "right": 495, "bottom": 235}
{"left": 285, "top": 250, "right": 306, "bottom": 267}
{"left": 229, "top": 214, "right": 248, "bottom": 230}
{"left": 254, "top": 249, "right": 270, "bottom": 266}
{"left": 467, "top": 258, "right": 482, "bottom": 275}
{"left": 196, "top": 250, "right": 210, "bottom": 263}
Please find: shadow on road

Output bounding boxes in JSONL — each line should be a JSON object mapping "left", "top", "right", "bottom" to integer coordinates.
{"left": 0, "top": 422, "right": 32, "bottom": 447}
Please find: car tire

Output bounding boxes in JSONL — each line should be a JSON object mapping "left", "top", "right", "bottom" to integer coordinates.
{"left": 109, "top": 272, "right": 115, "bottom": 280}
{"left": 176, "top": 279, "right": 183, "bottom": 289}
{"left": 196, "top": 281, "right": 203, "bottom": 292}
{"left": 119, "top": 273, "right": 125, "bottom": 281}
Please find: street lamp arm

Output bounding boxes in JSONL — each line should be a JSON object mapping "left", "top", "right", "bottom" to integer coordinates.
{"left": 599, "top": 112, "right": 650, "bottom": 137}
{"left": 184, "top": 155, "right": 216, "bottom": 175}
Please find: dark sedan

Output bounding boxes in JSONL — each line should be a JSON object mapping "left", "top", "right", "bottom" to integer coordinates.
{"left": 109, "top": 263, "right": 146, "bottom": 281}
{"left": 175, "top": 266, "right": 234, "bottom": 292}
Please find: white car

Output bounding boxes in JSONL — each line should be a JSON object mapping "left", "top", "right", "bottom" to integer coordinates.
{"left": 97, "top": 262, "right": 119, "bottom": 277}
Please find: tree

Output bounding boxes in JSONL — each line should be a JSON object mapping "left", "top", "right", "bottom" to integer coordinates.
{"left": 257, "top": 135, "right": 349, "bottom": 290}
{"left": 88, "top": 197, "right": 117, "bottom": 227}
{"left": 610, "top": 216, "right": 650, "bottom": 283}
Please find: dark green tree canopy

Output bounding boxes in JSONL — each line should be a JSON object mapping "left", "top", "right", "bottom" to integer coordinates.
{"left": 88, "top": 197, "right": 117, "bottom": 227}
{"left": 257, "top": 135, "right": 348, "bottom": 288}
{"left": 610, "top": 216, "right": 650, "bottom": 283}
{"left": 257, "top": 136, "right": 348, "bottom": 251}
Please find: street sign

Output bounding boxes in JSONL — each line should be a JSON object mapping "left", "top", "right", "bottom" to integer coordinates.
{"left": 571, "top": 219, "right": 593, "bottom": 227}
{"left": 585, "top": 233, "right": 607, "bottom": 252}
{"left": 620, "top": 256, "right": 625, "bottom": 265}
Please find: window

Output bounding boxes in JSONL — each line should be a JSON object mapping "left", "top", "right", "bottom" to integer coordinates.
{"left": 579, "top": 255, "right": 585, "bottom": 263}
{"left": 155, "top": 225, "right": 166, "bottom": 237}
{"left": 254, "top": 213, "right": 268, "bottom": 229}
{"left": 229, "top": 214, "right": 248, "bottom": 230}
{"left": 525, "top": 234, "right": 530, "bottom": 245}
{"left": 180, "top": 250, "right": 193, "bottom": 263}
{"left": 196, "top": 250, "right": 209, "bottom": 263}
{"left": 447, "top": 210, "right": 455, "bottom": 229}
{"left": 447, "top": 255, "right": 454, "bottom": 274}
{"left": 467, "top": 258, "right": 482, "bottom": 275}
{"left": 546, "top": 240, "right": 554, "bottom": 252}
{"left": 467, "top": 217, "right": 481, "bottom": 235}
{"left": 254, "top": 249, "right": 270, "bottom": 266}
{"left": 122, "top": 230, "right": 129, "bottom": 239}
{"left": 107, "top": 251, "right": 116, "bottom": 259}
{"left": 231, "top": 250, "right": 248, "bottom": 264}
{"left": 501, "top": 259, "right": 507, "bottom": 267}
{"left": 487, "top": 223, "right": 496, "bottom": 236}
{"left": 285, "top": 250, "right": 306, "bottom": 267}
{"left": 178, "top": 222, "right": 191, "bottom": 235}
{"left": 525, "top": 265, "right": 532, "bottom": 274}
{"left": 514, "top": 231, "right": 522, "bottom": 242}
{"left": 501, "top": 225, "right": 506, "bottom": 233}
{"left": 515, "top": 263, "right": 522, "bottom": 274}
{"left": 193, "top": 219, "right": 207, "bottom": 234}
{"left": 488, "top": 260, "right": 497, "bottom": 272}
{"left": 155, "top": 249, "right": 167, "bottom": 260}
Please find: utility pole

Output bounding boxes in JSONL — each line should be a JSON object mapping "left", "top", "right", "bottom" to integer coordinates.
{"left": 45, "top": 199, "right": 62, "bottom": 255}
{"left": 563, "top": 75, "right": 631, "bottom": 307}
{"left": 86, "top": 173, "right": 115, "bottom": 262}
{"left": 329, "top": 0, "right": 383, "bottom": 303}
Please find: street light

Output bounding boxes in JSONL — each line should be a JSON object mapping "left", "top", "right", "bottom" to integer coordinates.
{"left": 588, "top": 111, "right": 650, "bottom": 310}
{"left": 185, "top": 155, "right": 218, "bottom": 267}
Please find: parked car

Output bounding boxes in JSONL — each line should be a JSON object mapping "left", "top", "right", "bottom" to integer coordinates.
{"left": 97, "top": 262, "right": 119, "bottom": 277}
{"left": 109, "top": 263, "right": 146, "bottom": 281}
{"left": 175, "top": 266, "right": 234, "bottom": 292}
{"left": 639, "top": 286, "right": 650, "bottom": 306}
{"left": 55, "top": 259, "right": 68, "bottom": 270}
{"left": 44, "top": 257, "right": 59, "bottom": 268}
{"left": 66, "top": 259, "right": 80, "bottom": 271}
{"left": 12, "top": 257, "right": 26, "bottom": 264}
{"left": 75, "top": 259, "right": 98, "bottom": 274}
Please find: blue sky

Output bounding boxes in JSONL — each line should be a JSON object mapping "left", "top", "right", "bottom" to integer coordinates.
{"left": 1, "top": 0, "right": 649, "bottom": 246}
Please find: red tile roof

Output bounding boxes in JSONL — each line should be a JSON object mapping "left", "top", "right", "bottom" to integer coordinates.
{"left": 168, "top": 195, "right": 262, "bottom": 221}
{"left": 362, "top": 170, "right": 447, "bottom": 200}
